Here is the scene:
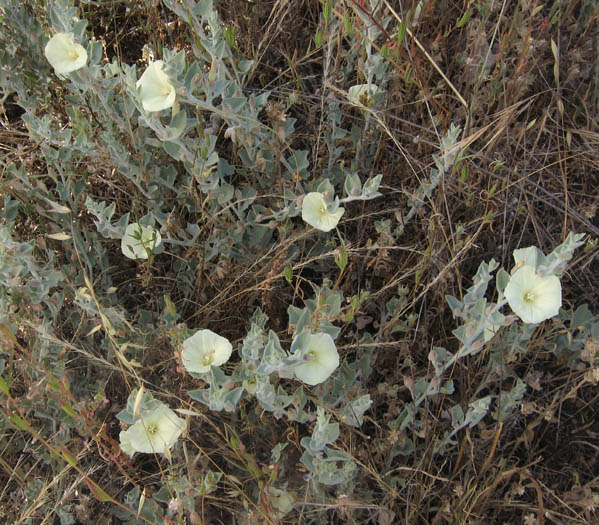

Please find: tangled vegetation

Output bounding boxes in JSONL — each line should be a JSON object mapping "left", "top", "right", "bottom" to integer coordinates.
{"left": 1, "top": 0, "right": 598, "bottom": 523}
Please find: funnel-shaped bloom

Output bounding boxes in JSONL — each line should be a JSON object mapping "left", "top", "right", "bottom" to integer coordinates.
{"left": 121, "top": 223, "right": 162, "bottom": 260}
{"left": 137, "top": 60, "right": 176, "bottom": 112}
{"left": 293, "top": 332, "right": 339, "bottom": 386}
{"left": 44, "top": 32, "right": 87, "bottom": 75}
{"left": 504, "top": 265, "right": 561, "bottom": 324}
{"left": 182, "top": 329, "right": 233, "bottom": 374}
{"left": 119, "top": 404, "right": 186, "bottom": 456}
{"left": 302, "top": 192, "right": 344, "bottom": 232}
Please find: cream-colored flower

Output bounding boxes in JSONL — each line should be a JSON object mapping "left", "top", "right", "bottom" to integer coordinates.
{"left": 504, "top": 265, "right": 561, "bottom": 324}
{"left": 44, "top": 32, "right": 87, "bottom": 75}
{"left": 136, "top": 60, "right": 176, "bottom": 112}
{"left": 293, "top": 332, "right": 339, "bottom": 386}
{"left": 301, "top": 192, "right": 344, "bottom": 232}
{"left": 348, "top": 83, "right": 381, "bottom": 105}
{"left": 119, "top": 404, "right": 186, "bottom": 456}
{"left": 121, "top": 223, "right": 162, "bottom": 260}
{"left": 181, "top": 329, "right": 233, "bottom": 374}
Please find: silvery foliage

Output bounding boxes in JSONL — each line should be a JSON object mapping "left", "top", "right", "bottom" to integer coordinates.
{"left": 0, "top": 0, "right": 389, "bottom": 494}
{"left": 0, "top": 222, "right": 65, "bottom": 380}
{"left": 182, "top": 283, "right": 373, "bottom": 489}
{"left": 0, "top": 224, "right": 63, "bottom": 325}
{"left": 300, "top": 407, "right": 357, "bottom": 486}
{"left": 389, "top": 232, "right": 590, "bottom": 456}
{"left": 401, "top": 123, "right": 462, "bottom": 229}
{"left": 114, "top": 390, "right": 221, "bottom": 521}
{"left": 0, "top": 0, "right": 49, "bottom": 110}
{"left": 187, "top": 292, "right": 372, "bottom": 418}
{"left": 15, "top": 0, "right": 381, "bottom": 284}
{"left": 5, "top": 0, "right": 593, "bottom": 508}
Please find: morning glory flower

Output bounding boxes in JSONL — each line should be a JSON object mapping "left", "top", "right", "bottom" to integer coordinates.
{"left": 44, "top": 32, "right": 87, "bottom": 75}
{"left": 119, "top": 403, "right": 186, "bottom": 456}
{"left": 293, "top": 332, "right": 340, "bottom": 386}
{"left": 121, "top": 223, "right": 162, "bottom": 260}
{"left": 504, "top": 265, "right": 562, "bottom": 324}
{"left": 301, "top": 192, "right": 344, "bottom": 232}
{"left": 181, "top": 329, "right": 233, "bottom": 374}
{"left": 136, "top": 60, "right": 176, "bottom": 112}
{"left": 348, "top": 83, "right": 381, "bottom": 106}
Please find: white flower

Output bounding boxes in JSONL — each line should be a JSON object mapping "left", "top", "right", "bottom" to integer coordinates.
{"left": 136, "top": 60, "right": 176, "bottom": 112}
{"left": 504, "top": 265, "right": 562, "bottom": 324}
{"left": 119, "top": 404, "right": 186, "bottom": 456}
{"left": 293, "top": 332, "right": 339, "bottom": 386}
{"left": 121, "top": 223, "right": 162, "bottom": 260}
{"left": 348, "top": 83, "right": 381, "bottom": 105}
{"left": 181, "top": 329, "right": 233, "bottom": 374}
{"left": 44, "top": 32, "right": 87, "bottom": 75}
{"left": 301, "top": 192, "right": 344, "bottom": 232}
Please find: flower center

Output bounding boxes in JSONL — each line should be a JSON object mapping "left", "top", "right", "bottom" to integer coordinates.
{"left": 146, "top": 423, "right": 158, "bottom": 435}
{"left": 319, "top": 204, "right": 327, "bottom": 215}
{"left": 69, "top": 50, "right": 79, "bottom": 60}
{"left": 523, "top": 291, "right": 535, "bottom": 303}
{"left": 202, "top": 348, "right": 215, "bottom": 366}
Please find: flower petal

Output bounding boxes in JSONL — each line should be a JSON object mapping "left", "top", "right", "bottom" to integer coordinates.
{"left": 181, "top": 329, "right": 233, "bottom": 374}
{"left": 119, "top": 404, "right": 186, "bottom": 456}
{"left": 301, "top": 192, "right": 344, "bottom": 232}
{"left": 505, "top": 265, "right": 561, "bottom": 324}
{"left": 293, "top": 332, "right": 339, "bottom": 385}
{"left": 44, "top": 33, "right": 87, "bottom": 75}
{"left": 121, "top": 223, "right": 162, "bottom": 260}
{"left": 137, "top": 60, "right": 176, "bottom": 112}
